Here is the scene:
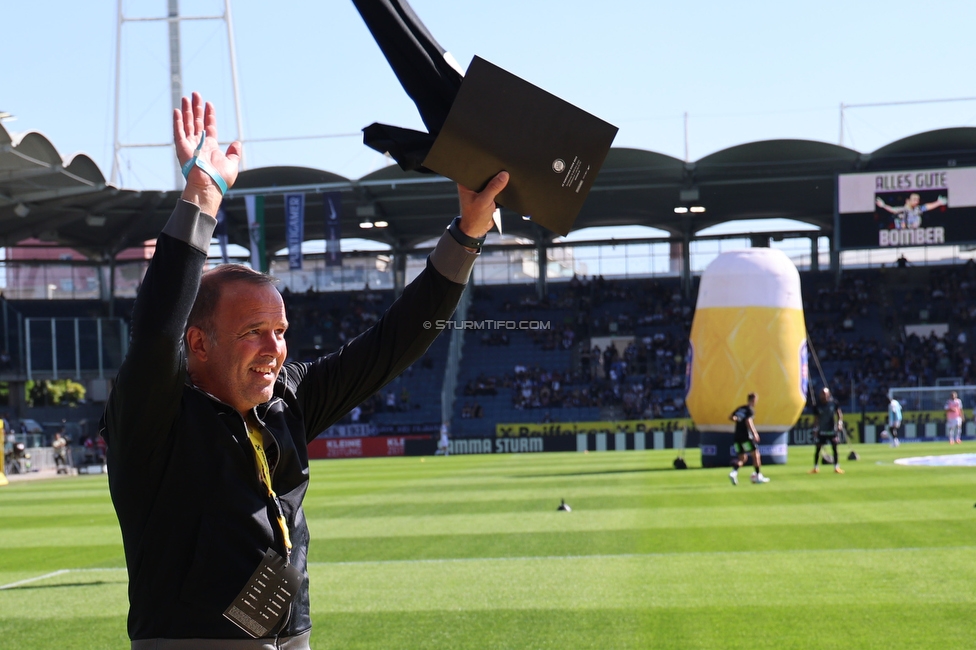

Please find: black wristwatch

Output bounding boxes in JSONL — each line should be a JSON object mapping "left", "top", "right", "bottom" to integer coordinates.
{"left": 447, "top": 216, "right": 486, "bottom": 252}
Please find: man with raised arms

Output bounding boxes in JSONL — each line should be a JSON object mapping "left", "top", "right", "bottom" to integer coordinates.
{"left": 875, "top": 193, "right": 946, "bottom": 230}
{"left": 102, "top": 92, "right": 508, "bottom": 648}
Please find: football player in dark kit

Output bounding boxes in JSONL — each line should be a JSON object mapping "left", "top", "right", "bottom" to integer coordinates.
{"left": 811, "top": 387, "right": 845, "bottom": 474}
{"left": 728, "top": 393, "right": 769, "bottom": 485}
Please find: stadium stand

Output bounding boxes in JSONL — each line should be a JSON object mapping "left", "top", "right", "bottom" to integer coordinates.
{"left": 5, "top": 117, "right": 976, "bottom": 441}
{"left": 4, "top": 261, "right": 976, "bottom": 442}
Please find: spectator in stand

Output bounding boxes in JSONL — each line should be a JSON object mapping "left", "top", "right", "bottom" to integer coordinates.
{"left": 95, "top": 434, "right": 107, "bottom": 463}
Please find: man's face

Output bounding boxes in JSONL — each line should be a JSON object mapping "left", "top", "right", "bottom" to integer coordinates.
{"left": 908, "top": 194, "right": 920, "bottom": 207}
{"left": 197, "top": 281, "right": 288, "bottom": 414}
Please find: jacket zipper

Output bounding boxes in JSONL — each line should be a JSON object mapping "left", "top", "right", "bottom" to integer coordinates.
{"left": 194, "top": 388, "right": 295, "bottom": 636}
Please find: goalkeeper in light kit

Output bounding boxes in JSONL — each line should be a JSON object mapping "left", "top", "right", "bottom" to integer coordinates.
{"left": 945, "top": 391, "right": 963, "bottom": 445}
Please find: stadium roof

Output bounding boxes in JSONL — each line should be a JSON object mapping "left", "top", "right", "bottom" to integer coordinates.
{"left": 2, "top": 121, "right": 976, "bottom": 259}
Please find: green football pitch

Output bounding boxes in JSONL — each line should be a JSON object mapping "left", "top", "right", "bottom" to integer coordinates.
{"left": 0, "top": 443, "right": 974, "bottom": 649}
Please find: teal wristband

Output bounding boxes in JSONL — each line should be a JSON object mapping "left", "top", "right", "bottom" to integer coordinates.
{"left": 180, "top": 133, "right": 228, "bottom": 195}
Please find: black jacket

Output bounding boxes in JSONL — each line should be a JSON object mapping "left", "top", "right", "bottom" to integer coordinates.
{"left": 103, "top": 200, "right": 474, "bottom": 641}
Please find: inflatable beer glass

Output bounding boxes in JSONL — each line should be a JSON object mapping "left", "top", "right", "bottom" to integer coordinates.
{"left": 686, "top": 249, "right": 808, "bottom": 467}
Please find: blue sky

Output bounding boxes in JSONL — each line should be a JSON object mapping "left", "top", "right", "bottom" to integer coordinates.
{"left": 4, "top": 0, "right": 976, "bottom": 194}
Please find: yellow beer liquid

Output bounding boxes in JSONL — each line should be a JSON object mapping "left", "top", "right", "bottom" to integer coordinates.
{"left": 686, "top": 306, "right": 806, "bottom": 431}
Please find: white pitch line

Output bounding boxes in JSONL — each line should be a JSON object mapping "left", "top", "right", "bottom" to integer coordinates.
{"left": 0, "top": 567, "right": 127, "bottom": 591}
{"left": 0, "top": 569, "right": 69, "bottom": 590}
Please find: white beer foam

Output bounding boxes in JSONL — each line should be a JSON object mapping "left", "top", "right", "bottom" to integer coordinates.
{"left": 695, "top": 249, "right": 803, "bottom": 310}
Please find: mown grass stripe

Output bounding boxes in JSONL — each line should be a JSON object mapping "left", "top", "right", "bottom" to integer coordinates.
{"left": 309, "top": 543, "right": 976, "bottom": 566}
{"left": 7, "top": 541, "right": 976, "bottom": 575}
{"left": 305, "top": 499, "right": 974, "bottom": 538}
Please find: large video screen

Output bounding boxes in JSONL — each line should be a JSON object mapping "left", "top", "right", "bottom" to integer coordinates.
{"left": 837, "top": 167, "right": 976, "bottom": 249}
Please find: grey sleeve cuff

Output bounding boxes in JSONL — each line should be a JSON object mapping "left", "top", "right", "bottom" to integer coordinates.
{"left": 429, "top": 229, "right": 479, "bottom": 284}
{"left": 161, "top": 199, "right": 217, "bottom": 254}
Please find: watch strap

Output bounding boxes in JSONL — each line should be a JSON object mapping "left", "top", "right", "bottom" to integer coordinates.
{"left": 447, "top": 216, "right": 486, "bottom": 251}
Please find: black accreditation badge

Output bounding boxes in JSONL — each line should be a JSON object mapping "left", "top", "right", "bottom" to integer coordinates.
{"left": 223, "top": 549, "right": 305, "bottom": 638}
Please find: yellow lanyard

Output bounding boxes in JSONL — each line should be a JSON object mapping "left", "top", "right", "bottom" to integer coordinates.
{"left": 246, "top": 426, "right": 293, "bottom": 557}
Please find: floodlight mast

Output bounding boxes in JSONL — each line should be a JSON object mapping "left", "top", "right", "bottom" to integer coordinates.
{"left": 167, "top": 0, "right": 183, "bottom": 190}
{"left": 111, "top": 0, "right": 123, "bottom": 188}
{"left": 224, "top": 0, "right": 246, "bottom": 171}
{"left": 110, "top": 0, "right": 246, "bottom": 189}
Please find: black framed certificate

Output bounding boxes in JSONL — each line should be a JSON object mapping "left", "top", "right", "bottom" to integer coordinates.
{"left": 423, "top": 56, "right": 618, "bottom": 236}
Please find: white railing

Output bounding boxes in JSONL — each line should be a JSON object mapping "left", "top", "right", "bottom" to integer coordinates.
{"left": 441, "top": 285, "right": 472, "bottom": 423}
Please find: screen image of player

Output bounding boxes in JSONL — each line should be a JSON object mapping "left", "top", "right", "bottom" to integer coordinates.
{"left": 837, "top": 167, "right": 976, "bottom": 249}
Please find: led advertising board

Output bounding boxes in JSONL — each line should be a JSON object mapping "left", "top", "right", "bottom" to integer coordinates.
{"left": 837, "top": 167, "right": 976, "bottom": 249}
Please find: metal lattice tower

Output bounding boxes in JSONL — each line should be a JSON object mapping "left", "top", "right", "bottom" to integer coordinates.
{"left": 111, "top": 0, "right": 245, "bottom": 189}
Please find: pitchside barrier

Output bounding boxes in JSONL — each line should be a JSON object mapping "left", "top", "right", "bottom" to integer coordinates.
{"left": 304, "top": 411, "right": 973, "bottom": 460}
{"left": 699, "top": 432, "right": 789, "bottom": 467}
{"left": 1, "top": 445, "right": 104, "bottom": 476}
{"left": 307, "top": 432, "right": 688, "bottom": 458}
